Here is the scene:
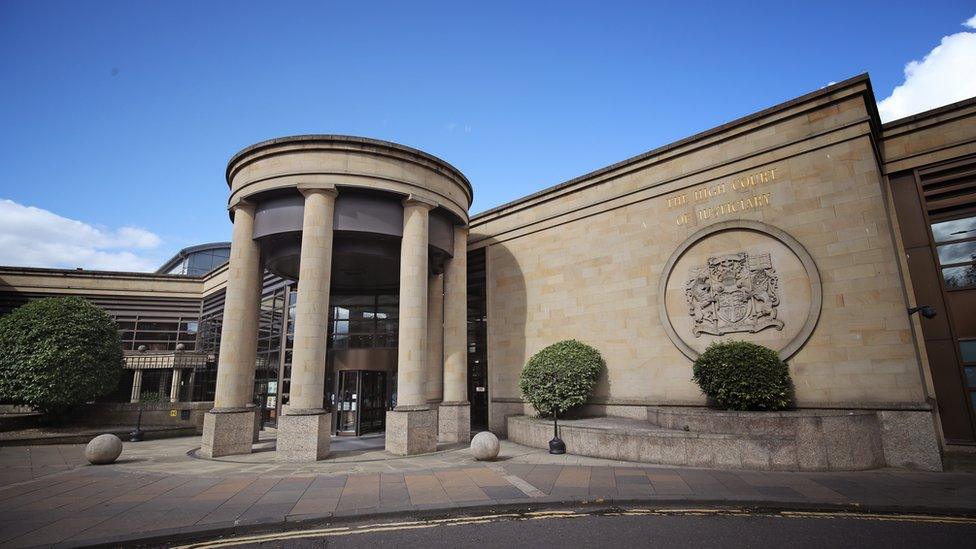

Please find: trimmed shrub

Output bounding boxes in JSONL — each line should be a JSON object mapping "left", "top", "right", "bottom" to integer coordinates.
{"left": 0, "top": 297, "right": 123, "bottom": 415}
{"left": 692, "top": 340, "right": 794, "bottom": 411}
{"left": 519, "top": 339, "right": 603, "bottom": 417}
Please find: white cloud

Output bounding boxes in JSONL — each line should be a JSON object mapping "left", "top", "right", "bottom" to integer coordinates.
{"left": 877, "top": 15, "right": 976, "bottom": 122}
{"left": 0, "top": 199, "right": 163, "bottom": 272}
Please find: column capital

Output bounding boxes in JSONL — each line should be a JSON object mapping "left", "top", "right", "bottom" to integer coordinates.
{"left": 297, "top": 183, "right": 339, "bottom": 198}
{"left": 403, "top": 194, "right": 438, "bottom": 210}
{"left": 228, "top": 198, "right": 257, "bottom": 215}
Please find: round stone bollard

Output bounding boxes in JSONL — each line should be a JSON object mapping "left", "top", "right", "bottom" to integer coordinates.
{"left": 470, "top": 431, "right": 500, "bottom": 461}
{"left": 85, "top": 434, "right": 123, "bottom": 465}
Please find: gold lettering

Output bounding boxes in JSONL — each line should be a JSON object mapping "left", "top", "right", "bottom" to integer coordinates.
{"left": 667, "top": 194, "right": 688, "bottom": 208}
{"left": 665, "top": 167, "right": 776, "bottom": 219}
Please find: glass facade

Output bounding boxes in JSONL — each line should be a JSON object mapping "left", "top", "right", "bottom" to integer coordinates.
{"left": 236, "top": 287, "right": 401, "bottom": 428}
{"left": 166, "top": 246, "right": 231, "bottom": 276}
{"left": 467, "top": 248, "right": 489, "bottom": 432}
{"left": 932, "top": 215, "right": 976, "bottom": 290}
{"left": 328, "top": 294, "right": 399, "bottom": 350}
{"left": 117, "top": 317, "right": 199, "bottom": 351}
{"left": 254, "top": 287, "right": 288, "bottom": 425}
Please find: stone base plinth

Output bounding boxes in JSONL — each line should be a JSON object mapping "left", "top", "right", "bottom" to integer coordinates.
{"left": 276, "top": 412, "right": 332, "bottom": 461}
{"left": 386, "top": 408, "right": 437, "bottom": 456}
{"left": 438, "top": 402, "right": 470, "bottom": 443}
{"left": 879, "top": 410, "right": 943, "bottom": 471}
{"left": 508, "top": 407, "right": 944, "bottom": 472}
{"left": 200, "top": 409, "right": 255, "bottom": 458}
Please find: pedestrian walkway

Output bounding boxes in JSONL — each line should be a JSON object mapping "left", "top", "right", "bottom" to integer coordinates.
{"left": 1, "top": 433, "right": 974, "bottom": 547}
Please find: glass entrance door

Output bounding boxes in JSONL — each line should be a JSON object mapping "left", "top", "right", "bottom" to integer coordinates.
{"left": 334, "top": 370, "right": 388, "bottom": 436}
{"left": 359, "top": 371, "right": 387, "bottom": 435}
{"left": 336, "top": 371, "right": 359, "bottom": 435}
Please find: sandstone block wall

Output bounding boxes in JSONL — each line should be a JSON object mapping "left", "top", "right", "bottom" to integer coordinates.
{"left": 472, "top": 78, "right": 928, "bottom": 434}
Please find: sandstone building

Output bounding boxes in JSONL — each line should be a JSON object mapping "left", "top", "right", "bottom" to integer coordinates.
{"left": 2, "top": 75, "right": 974, "bottom": 468}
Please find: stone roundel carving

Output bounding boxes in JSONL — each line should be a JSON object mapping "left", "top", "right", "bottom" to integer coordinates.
{"left": 658, "top": 220, "right": 822, "bottom": 361}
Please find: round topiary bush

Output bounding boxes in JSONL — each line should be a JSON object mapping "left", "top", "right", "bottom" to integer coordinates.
{"left": 519, "top": 339, "right": 603, "bottom": 417}
{"left": 691, "top": 341, "right": 794, "bottom": 411}
{"left": 0, "top": 297, "right": 123, "bottom": 416}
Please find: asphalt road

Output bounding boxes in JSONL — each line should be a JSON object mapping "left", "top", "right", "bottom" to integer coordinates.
{"left": 177, "top": 508, "right": 976, "bottom": 549}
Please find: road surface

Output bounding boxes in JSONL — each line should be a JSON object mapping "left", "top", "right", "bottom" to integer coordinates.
{"left": 174, "top": 507, "right": 976, "bottom": 548}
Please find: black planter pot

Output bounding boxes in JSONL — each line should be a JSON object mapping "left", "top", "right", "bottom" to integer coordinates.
{"left": 549, "top": 437, "right": 566, "bottom": 454}
{"left": 130, "top": 407, "right": 145, "bottom": 442}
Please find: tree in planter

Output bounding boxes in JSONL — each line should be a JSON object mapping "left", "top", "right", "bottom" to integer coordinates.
{"left": 692, "top": 340, "right": 794, "bottom": 411}
{"left": 519, "top": 340, "right": 603, "bottom": 453}
{"left": 0, "top": 297, "right": 123, "bottom": 418}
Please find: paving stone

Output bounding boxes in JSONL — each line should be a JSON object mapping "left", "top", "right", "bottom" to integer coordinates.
{"left": 1, "top": 435, "right": 976, "bottom": 546}
{"left": 404, "top": 473, "right": 452, "bottom": 505}
{"left": 481, "top": 485, "right": 530, "bottom": 500}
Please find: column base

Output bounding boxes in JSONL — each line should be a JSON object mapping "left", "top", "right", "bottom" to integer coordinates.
{"left": 200, "top": 408, "right": 256, "bottom": 458}
{"left": 438, "top": 401, "right": 471, "bottom": 443}
{"left": 277, "top": 411, "right": 332, "bottom": 461}
{"left": 386, "top": 407, "right": 437, "bottom": 456}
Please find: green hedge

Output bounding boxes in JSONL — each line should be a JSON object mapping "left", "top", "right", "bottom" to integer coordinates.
{"left": 519, "top": 339, "right": 603, "bottom": 417}
{"left": 691, "top": 341, "right": 794, "bottom": 411}
{"left": 0, "top": 297, "right": 123, "bottom": 415}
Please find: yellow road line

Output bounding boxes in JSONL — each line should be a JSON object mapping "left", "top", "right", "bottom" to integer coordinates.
{"left": 175, "top": 507, "right": 976, "bottom": 548}
{"left": 174, "top": 513, "right": 524, "bottom": 549}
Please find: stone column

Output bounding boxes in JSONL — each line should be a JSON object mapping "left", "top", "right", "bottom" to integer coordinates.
{"left": 386, "top": 196, "right": 438, "bottom": 456}
{"left": 201, "top": 201, "right": 263, "bottom": 458}
{"left": 426, "top": 273, "right": 444, "bottom": 409}
{"left": 440, "top": 225, "right": 470, "bottom": 442}
{"left": 130, "top": 369, "right": 143, "bottom": 403}
{"left": 169, "top": 368, "right": 182, "bottom": 403}
{"left": 277, "top": 186, "right": 337, "bottom": 461}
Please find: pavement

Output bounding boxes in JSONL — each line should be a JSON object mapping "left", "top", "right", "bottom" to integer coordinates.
{"left": 1, "top": 430, "right": 976, "bottom": 547}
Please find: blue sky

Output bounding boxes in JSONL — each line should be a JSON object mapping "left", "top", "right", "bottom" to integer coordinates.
{"left": 1, "top": 1, "right": 975, "bottom": 271}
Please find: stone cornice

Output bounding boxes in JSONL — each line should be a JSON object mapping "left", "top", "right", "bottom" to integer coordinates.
{"left": 226, "top": 134, "right": 473, "bottom": 205}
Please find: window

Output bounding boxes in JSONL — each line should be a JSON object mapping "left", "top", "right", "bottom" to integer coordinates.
{"left": 114, "top": 316, "right": 199, "bottom": 351}
{"left": 964, "top": 340, "right": 976, "bottom": 424}
{"left": 932, "top": 215, "right": 976, "bottom": 290}
{"left": 327, "top": 294, "right": 398, "bottom": 350}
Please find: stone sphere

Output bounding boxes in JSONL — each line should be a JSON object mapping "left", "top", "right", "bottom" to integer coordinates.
{"left": 85, "top": 434, "right": 123, "bottom": 465}
{"left": 470, "top": 431, "right": 500, "bottom": 461}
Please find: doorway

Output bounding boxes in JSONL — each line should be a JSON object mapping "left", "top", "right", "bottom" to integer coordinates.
{"left": 335, "top": 370, "right": 388, "bottom": 436}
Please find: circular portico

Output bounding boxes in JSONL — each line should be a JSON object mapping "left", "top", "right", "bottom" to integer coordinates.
{"left": 200, "top": 135, "right": 472, "bottom": 461}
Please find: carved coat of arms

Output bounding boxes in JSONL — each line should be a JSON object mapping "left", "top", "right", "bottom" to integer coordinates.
{"left": 685, "top": 252, "right": 784, "bottom": 337}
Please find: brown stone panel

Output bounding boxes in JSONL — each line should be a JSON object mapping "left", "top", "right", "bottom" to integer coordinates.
{"left": 925, "top": 340, "right": 976, "bottom": 443}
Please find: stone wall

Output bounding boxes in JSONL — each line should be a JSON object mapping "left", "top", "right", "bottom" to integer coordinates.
{"left": 472, "top": 77, "right": 929, "bottom": 435}
{"left": 508, "top": 407, "right": 942, "bottom": 471}
{"left": 78, "top": 401, "right": 212, "bottom": 434}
